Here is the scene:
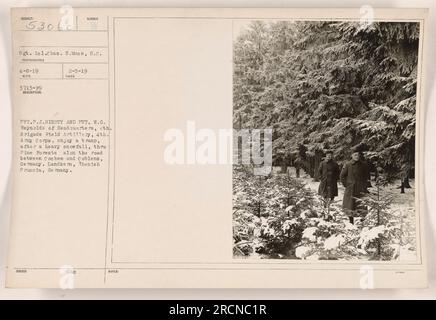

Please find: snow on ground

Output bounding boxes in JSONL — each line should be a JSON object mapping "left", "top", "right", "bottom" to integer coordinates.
{"left": 276, "top": 166, "right": 417, "bottom": 261}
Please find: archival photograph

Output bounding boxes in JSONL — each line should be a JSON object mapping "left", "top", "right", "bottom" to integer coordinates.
{"left": 232, "top": 20, "right": 420, "bottom": 261}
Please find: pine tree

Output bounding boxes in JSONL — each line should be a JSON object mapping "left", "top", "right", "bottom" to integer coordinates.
{"left": 233, "top": 21, "right": 419, "bottom": 179}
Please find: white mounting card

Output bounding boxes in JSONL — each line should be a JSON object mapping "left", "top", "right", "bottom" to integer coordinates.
{"left": 7, "top": 7, "right": 428, "bottom": 288}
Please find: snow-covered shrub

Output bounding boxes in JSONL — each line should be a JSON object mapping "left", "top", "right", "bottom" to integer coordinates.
{"left": 233, "top": 165, "right": 415, "bottom": 261}
{"left": 233, "top": 165, "right": 318, "bottom": 257}
{"left": 295, "top": 217, "right": 362, "bottom": 260}
{"left": 254, "top": 215, "right": 305, "bottom": 256}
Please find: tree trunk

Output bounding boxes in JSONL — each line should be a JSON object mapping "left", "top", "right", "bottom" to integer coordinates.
{"left": 313, "top": 150, "right": 323, "bottom": 182}
{"left": 308, "top": 157, "right": 315, "bottom": 178}
{"left": 403, "top": 176, "right": 411, "bottom": 188}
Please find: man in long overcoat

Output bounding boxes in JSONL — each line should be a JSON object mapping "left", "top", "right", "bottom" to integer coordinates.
{"left": 340, "top": 151, "right": 371, "bottom": 224}
{"left": 317, "top": 151, "right": 340, "bottom": 204}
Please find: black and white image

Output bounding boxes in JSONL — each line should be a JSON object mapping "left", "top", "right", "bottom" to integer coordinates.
{"left": 232, "top": 20, "right": 421, "bottom": 261}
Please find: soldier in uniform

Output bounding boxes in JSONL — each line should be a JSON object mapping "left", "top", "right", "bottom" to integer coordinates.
{"left": 340, "top": 150, "right": 371, "bottom": 224}
{"left": 317, "top": 151, "right": 340, "bottom": 207}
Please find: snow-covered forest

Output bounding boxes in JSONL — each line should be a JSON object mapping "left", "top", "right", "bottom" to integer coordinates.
{"left": 232, "top": 21, "right": 419, "bottom": 261}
